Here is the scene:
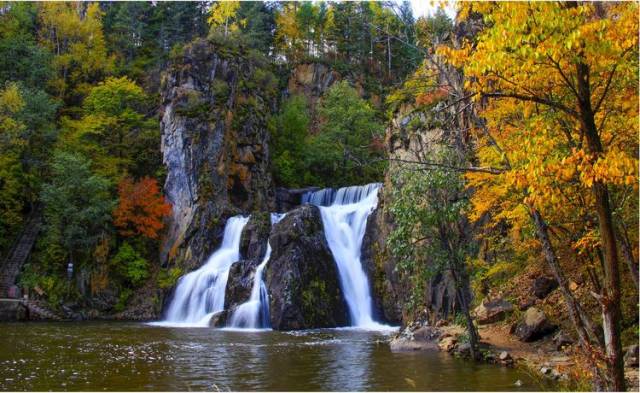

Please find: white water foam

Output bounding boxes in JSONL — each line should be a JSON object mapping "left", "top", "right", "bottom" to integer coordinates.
{"left": 150, "top": 215, "right": 249, "bottom": 328}
{"left": 303, "top": 183, "right": 393, "bottom": 331}
{"left": 228, "top": 213, "right": 286, "bottom": 329}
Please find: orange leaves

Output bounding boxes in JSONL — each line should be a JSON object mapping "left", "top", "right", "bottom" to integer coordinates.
{"left": 415, "top": 87, "right": 449, "bottom": 107}
{"left": 113, "top": 177, "right": 171, "bottom": 240}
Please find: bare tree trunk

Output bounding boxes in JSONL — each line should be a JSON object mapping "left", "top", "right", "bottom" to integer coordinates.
{"left": 618, "top": 223, "right": 639, "bottom": 290}
{"left": 576, "top": 60, "right": 625, "bottom": 391}
{"left": 529, "top": 207, "right": 607, "bottom": 388}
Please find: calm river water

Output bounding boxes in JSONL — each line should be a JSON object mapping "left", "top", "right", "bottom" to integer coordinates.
{"left": 0, "top": 322, "right": 548, "bottom": 391}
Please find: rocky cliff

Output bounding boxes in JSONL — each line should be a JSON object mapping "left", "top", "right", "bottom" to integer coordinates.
{"left": 160, "top": 38, "right": 278, "bottom": 272}
{"left": 363, "top": 40, "right": 478, "bottom": 326}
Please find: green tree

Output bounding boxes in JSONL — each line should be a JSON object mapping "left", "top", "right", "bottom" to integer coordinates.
{"left": 110, "top": 242, "right": 149, "bottom": 287}
{"left": 0, "top": 83, "right": 27, "bottom": 251}
{"left": 270, "top": 95, "right": 310, "bottom": 187}
{"left": 61, "top": 76, "right": 159, "bottom": 182}
{"left": 40, "top": 151, "right": 114, "bottom": 267}
{"left": 388, "top": 159, "right": 479, "bottom": 360}
{"left": 0, "top": 2, "right": 54, "bottom": 89}
{"left": 313, "top": 81, "right": 385, "bottom": 186}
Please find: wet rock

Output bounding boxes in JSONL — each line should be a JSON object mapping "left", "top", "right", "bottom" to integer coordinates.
{"left": 514, "top": 307, "right": 557, "bottom": 342}
{"left": 239, "top": 212, "right": 271, "bottom": 260}
{"left": 532, "top": 276, "right": 558, "bottom": 299}
{"left": 413, "top": 326, "right": 441, "bottom": 341}
{"left": 361, "top": 206, "right": 402, "bottom": 324}
{"left": 474, "top": 297, "right": 514, "bottom": 325}
{"left": 224, "top": 258, "right": 261, "bottom": 312}
{"left": 274, "top": 187, "right": 320, "bottom": 212}
{"left": 265, "top": 205, "right": 348, "bottom": 330}
{"left": 209, "top": 310, "right": 228, "bottom": 327}
{"left": 455, "top": 343, "right": 472, "bottom": 356}
{"left": 390, "top": 327, "right": 440, "bottom": 352}
{"left": 553, "top": 331, "right": 573, "bottom": 350}
{"left": 624, "top": 345, "right": 639, "bottom": 368}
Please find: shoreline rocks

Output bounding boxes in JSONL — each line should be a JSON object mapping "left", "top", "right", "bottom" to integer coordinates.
{"left": 514, "top": 307, "right": 557, "bottom": 342}
{"left": 474, "top": 297, "right": 514, "bottom": 325}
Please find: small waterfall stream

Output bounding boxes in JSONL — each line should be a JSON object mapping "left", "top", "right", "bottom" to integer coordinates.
{"left": 228, "top": 213, "right": 285, "bottom": 329}
{"left": 302, "top": 183, "right": 387, "bottom": 329}
{"left": 153, "top": 215, "right": 249, "bottom": 327}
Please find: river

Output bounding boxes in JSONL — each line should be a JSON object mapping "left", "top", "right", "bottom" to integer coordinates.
{"left": 0, "top": 322, "right": 549, "bottom": 391}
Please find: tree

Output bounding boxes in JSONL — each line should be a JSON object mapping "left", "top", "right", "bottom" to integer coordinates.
{"left": 40, "top": 151, "right": 114, "bottom": 266}
{"left": 0, "top": 2, "right": 54, "bottom": 89}
{"left": 270, "top": 95, "right": 310, "bottom": 187}
{"left": 208, "top": 1, "right": 240, "bottom": 37}
{"left": 440, "top": 2, "right": 638, "bottom": 390}
{"left": 314, "top": 81, "right": 385, "bottom": 185}
{"left": 113, "top": 177, "right": 170, "bottom": 240}
{"left": 0, "top": 83, "right": 27, "bottom": 251}
{"left": 61, "top": 76, "right": 159, "bottom": 182}
{"left": 38, "top": 2, "right": 114, "bottom": 107}
{"left": 389, "top": 159, "right": 480, "bottom": 360}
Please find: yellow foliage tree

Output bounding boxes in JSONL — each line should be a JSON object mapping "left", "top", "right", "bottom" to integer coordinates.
{"left": 38, "top": 2, "right": 114, "bottom": 106}
{"left": 207, "top": 1, "right": 241, "bottom": 37}
{"left": 439, "top": 2, "right": 638, "bottom": 390}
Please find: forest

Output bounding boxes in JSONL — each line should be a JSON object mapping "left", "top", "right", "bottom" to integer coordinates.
{"left": 0, "top": 1, "right": 638, "bottom": 392}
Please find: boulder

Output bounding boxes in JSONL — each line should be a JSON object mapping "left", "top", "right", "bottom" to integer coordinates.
{"left": 274, "top": 187, "right": 320, "bottom": 212}
{"left": 624, "top": 345, "right": 639, "bottom": 368}
{"left": 413, "top": 326, "right": 441, "bottom": 341}
{"left": 265, "top": 205, "right": 348, "bottom": 330}
{"left": 239, "top": 212, "right": 272, "bottom": 260}
{"left": 389, "top": 327, "right": 441, "bottom": 352}
{"left": 224, "top": 258, "right": 261, "bottom": 312}
{"left": 474, "top": 297, "right": 514, "bottom": 325}
{"left": 514, "top": 307, "right": 557, "bottom": 342}
{"left": 209, "top": 310, "right": 228, "bottom": 327}
{"left": 532, "top": 276, "right": 558, "bottom": 299}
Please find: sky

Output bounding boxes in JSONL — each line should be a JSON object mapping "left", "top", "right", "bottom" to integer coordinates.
{"left": 408, "top": 0, "right": 457, "bottom": 20}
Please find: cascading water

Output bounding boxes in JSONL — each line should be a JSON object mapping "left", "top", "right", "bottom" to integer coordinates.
{"left": 228, "top": 213, "right": 285, "bottom": 329}
{"left": 152, "top": 215, "right": 249, "bottom": 327}
{"left": 302, "top": 183, "right": 388, "bottom": 329}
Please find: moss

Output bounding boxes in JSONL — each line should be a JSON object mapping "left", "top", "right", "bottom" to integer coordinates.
{"left": 301, "top": 279, "right": 330, "bottom": 323}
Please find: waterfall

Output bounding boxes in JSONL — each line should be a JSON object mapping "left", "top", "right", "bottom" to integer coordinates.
{"left": 228, "top": 213, "right": 285, "bottom": 329}
{"left": 153, "top": 215, "right": 249, "bottom": 327}
{"left": 302, "top": 183, "right": 387, "bottom": 329}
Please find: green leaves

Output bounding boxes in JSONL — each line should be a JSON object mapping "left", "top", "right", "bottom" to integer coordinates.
{"left": 40, "top": 151, "right": 114, "bottom": 257}
{"left": 111, "top": 242, "right": 149, "bottom": 287}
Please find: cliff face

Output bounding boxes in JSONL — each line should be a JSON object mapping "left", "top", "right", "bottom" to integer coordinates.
{"left": 365, "top": 37, "right": 478, "bottom": 325}
{"left": 160, "top": 38, "right": 277, "bottom": 271}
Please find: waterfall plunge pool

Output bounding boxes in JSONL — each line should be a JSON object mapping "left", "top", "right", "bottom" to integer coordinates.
{"left": 0, "top": 321, "right": 550, "bottom": 391}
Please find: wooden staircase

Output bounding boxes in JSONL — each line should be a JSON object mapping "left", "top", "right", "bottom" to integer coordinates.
{"left": 0, "top": 211, "right": 41, "bottom": 298}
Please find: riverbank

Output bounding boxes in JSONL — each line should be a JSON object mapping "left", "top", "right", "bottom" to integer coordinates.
{"left": 390, "top": 321, "right": 640, "bottom": 391}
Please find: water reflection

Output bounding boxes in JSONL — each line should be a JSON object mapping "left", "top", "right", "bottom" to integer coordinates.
{"left": 0, "top": 322, "right": 549, "bottom": 391}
